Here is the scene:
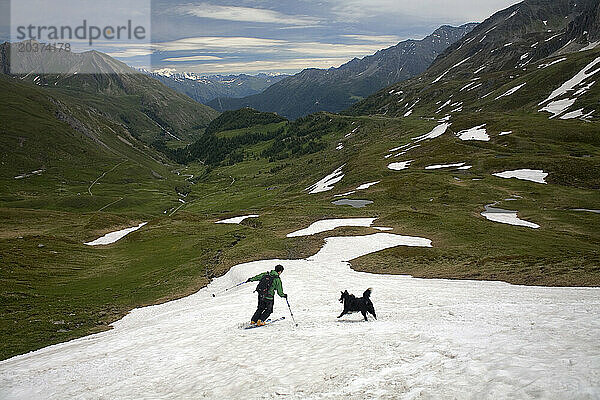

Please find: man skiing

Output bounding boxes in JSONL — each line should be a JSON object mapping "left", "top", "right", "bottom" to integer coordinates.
{"left": 246, "top": 264, "right": 287, "bottom": 326}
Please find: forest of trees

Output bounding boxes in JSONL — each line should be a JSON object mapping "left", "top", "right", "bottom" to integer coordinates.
{"left": 261, "top": 113, "right": 348, "bottom": 160}
{"left": 152, "top": 110, "right": 349, "bottom": 167}
{"left": 204, "top": 108, "right": 286, "bottom": 135}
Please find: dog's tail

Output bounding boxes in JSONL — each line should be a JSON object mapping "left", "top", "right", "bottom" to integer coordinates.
{"left": 364, "top": 288, "right": 376, "bottom": 319}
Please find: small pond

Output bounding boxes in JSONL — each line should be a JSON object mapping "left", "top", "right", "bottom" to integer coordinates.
{"left": 571, "top": 209, "right": 600, "bottom": 214}
{"left": 332, "top": 199, "right": 373, "bottom": 208}
{"left": 484, "top": 205, "right": 513, "bottom": 213}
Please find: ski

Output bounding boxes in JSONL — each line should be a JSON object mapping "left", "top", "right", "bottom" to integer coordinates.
{"left": 243, "top": 316, "right": 286, "bottom": 330}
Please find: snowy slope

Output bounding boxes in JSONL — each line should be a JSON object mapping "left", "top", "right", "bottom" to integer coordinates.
{"left": 348, "top": 0, "right": 600, "bottom": 121}
{"left": 0, "top": 228, "right": 598, "bottom": 399}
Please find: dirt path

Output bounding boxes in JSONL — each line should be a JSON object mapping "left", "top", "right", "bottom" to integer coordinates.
{"left": 88, "top": 161, "right": 127, "bottom": 196}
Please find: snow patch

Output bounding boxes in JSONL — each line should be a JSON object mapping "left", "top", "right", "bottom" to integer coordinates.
{"left": 388, "top": 160, "right": 412, "bottom": 171}
{"left": 579, "top": 109, "right": 596, "bottom": 121}
{"left": 559, "top": 109, "right": 585, "bottom": 120}
{"left": 539, "top": 98, "right": 576, "bottom": 118}
{"left": 538, "top": 58, "right": 567, "bottom": 69}
{"left": 344, "top": 126, "right": 360, "bottom": 138}
{"left": 580, "top": 41, "right": 600, "bottom": 52}
{"left": 14, "top": 169, "right": 44, "bottom": 179}
{"left": 308, "top": 233, "right": 432, "bottom": 262}
{"left": 355, "top": 181, "right": 380, "bottom": 191}
{"left": 466, "top": 83, "right": 482, "bottom": 92}
{"left": 413, "top": 123, "right": 450, "bottom": 142}
{"left": 84, "top": 223, "right": 147, "bottom": 246}
{"left": 574, "top": 80, "right": 595, "bottom": 97}
{"left": 432, "top": 57, "right": 471, "bottom": 84}
{"left": 333, "top": 191, "right": 356, "bottom": 198}
{"left": 495, "top": 83, "right": 526, "bottom": 100}
{"left": 306, "top": 165, "right": 345, "bottom": 194}
{"left": 435, "top": 99, "right": 453, "bottom": 113}
{"left": 544, "top": 33, "right": 562, "bottom": 42}
{"left": 216, "top": 215, "right": 259, "bottom": 224}
{"left": 389, "top": 145, "right": 420, "bottom": 158}
{"left": 473, "top": 65, "right": 487, "bottom": 74}
{"left": 388, "top": 143, "right": 412, "bottom": 153}
{"left": 334, "top": 181, "right": 380, "bottom": 197}
{"left": 481, "top": 206, "right": 539, "bottom": 229}
{"left": 460, "top": 81, "right": 480, "bottom": 91}
{"left": 492, "top": 169, "right": 548, "bottom": 184}
{"left": 456, "top": 125, "right": 489, "bottom": 141}
{"left": 425, "top": 163, "right": 466, "bottom": 170}
{"left": 287, "top": 218, "right": 376, "bottom": 237}
{"left": 538, "top": 56, "right": 600, "bottom": 105}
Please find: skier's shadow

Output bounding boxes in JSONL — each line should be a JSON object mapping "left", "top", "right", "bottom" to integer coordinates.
{"left": 336, "top": 319, "right": 370, "bottom": 323}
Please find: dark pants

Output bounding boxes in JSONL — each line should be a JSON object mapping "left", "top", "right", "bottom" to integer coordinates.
{"left": 251, "top": 295, "right": 274, "bottom": 322}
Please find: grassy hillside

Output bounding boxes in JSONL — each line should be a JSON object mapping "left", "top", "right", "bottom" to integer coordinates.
{"left": 0, "top": 43, "right": 220, "bottom": 143}
{"left": 0, "top": 74, "right": 181, "bottom": 212}
{"left": 2, "top": 102, "right": 599, "bottom": 360}
{"left": 43, "top": 73, "right": 220, "bottom": 143}
{"left": 0, "top": 73, "right": 229, "bottom": 359}
{"left": 1, "top": 0, "right": 599, "bottom": 362}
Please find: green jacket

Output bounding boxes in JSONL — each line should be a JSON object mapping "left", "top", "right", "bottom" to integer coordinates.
{"left": 249, "top": 270, "right": 285, "bottom": 300}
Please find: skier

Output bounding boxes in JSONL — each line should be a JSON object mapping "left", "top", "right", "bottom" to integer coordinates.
{"left": 246, "top": 264, "right": 287, "bottom": 326}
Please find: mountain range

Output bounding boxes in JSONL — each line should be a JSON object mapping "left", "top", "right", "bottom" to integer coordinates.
{"left": 350, "top": 0, "right": 600, "bottom": 118}
{"left": 143, "top": 70, "right": 289, "bottom": 104}
{"left": 207, "top": 23, "right": 477, "bottom": 119}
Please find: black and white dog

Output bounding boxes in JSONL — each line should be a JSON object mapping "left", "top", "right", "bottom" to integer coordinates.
{"left": 338, "top": 288, "right": 377, "bottom": 321}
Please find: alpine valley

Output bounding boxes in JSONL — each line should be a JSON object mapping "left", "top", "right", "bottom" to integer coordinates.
{"left": 0, "top": 0, "right": 599, "bottom": 398}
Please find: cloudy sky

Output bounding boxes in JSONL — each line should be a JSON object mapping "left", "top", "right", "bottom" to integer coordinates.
{"left": 1, "top": 0, "right": 521, "bottom": 75}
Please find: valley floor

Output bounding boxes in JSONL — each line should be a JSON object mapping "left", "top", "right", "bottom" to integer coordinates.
{"left": 1, "top": 228, "right": 598, "bottom": 399}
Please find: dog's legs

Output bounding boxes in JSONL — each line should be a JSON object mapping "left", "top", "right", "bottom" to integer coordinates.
{"left": 362, "top": 311, "right": 368, "bottom": 321}
{"left": 338, "top": 310, "right": 347, "bottom": 318}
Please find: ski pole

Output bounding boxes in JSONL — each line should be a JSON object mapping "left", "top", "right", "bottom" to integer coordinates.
{"left": 211, "top": 281, "right": 247, "bottom": 297}
{"left": 285, "top": 297, "right": 298, "bottom": 326}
